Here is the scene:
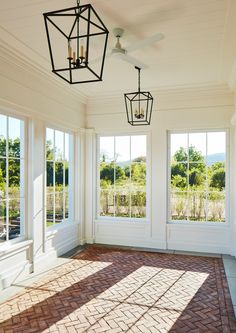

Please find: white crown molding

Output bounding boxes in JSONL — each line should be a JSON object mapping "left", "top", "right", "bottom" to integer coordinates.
{"left": 0, "top": 26, "right": 88, "bottom": 105}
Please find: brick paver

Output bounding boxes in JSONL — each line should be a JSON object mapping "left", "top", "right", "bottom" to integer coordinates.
{"left": 0, "top": 246, "right": 236, "bottom": 332}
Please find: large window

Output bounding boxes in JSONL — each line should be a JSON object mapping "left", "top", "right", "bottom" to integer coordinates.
{"left": 46, "top": 128, "right": 73, "bottom": 227}
{"left": 0, "top": 114, "right": 25, "bottom": 242}
{"left": 169, "top": 130, "right": 227, "bottom": 223}
{"left": 98, "top": 135, "right": 147, "bottom": 219}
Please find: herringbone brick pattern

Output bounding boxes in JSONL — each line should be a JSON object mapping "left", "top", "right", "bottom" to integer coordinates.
{"left": 0, "top": 246, "right": 236, "bottom": 332}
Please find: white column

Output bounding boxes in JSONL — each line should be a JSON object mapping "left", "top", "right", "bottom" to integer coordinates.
{"left": 84, "top": 129, "right": 95, "bottom": 244}
{"left": 28, "top": 117, "right": 45, "bottom": 269}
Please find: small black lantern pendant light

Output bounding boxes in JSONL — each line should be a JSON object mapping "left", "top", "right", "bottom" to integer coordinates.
{"left": 43, "top": 0, "right": 109, "bottom": 84}
{"left": 124, "top": 66, "right": 154, "bottom": 126}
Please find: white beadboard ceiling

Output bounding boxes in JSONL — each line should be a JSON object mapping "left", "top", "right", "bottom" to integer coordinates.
{"left": 0, "top": 0, "right": 236, "bottom": 97}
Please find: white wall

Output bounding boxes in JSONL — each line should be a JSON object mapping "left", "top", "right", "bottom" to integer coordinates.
{"left": 86, "top": 86, "right": 236, "bottom": 255}
{"left": 0, "top": 45, "right": 86, "bottom": 289}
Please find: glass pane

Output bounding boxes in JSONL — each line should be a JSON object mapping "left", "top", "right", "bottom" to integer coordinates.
{"left": 8, "top": 117, "right": 21, "bottom": 158}
{"left": 65, "top": 133, "right": 69, "bottom": 161}
{"left": 115, "top": 163, "right": 129, "bottom": 188}
{"left": 131, "top": 162, "right": 146, "bottom": 190}
{"left": 8, "top": 159, "right": 20, "bottom": 189}
{"left": 207, "top": 132, "right": 226, "bottom": 165}
{"left": 188, "top": 191, "right": 206, "bottom": 221}
{"left": 0, "top": 114, "right": 7, "bottom": 157}
{"left": 65, "top": 161, "right": 69, "bottom": 187}
{"left": 9, "top": 198, "right": 21, "bottom": 239}
{"left": 115, "top": 191, "right": 130, "bottom": 217}
{"left": 46, "top": 194, "right": 54, "bottom": 227}
{"left": 171, "top": 163, "right": 187, "bottom": 190}
{"left": 100, "top": 137, "right": 114, "bottom": 163}
{"left": 55, "top": 130, "right": 64, "bottom": 161}
{"left": 115, "top": 136, "right": 130, "bottom": 163}
{"left": 171, "top": 134, "right": 187, "bottom": 162}
{"left": 46, "top": 161, "right": 54, "bottom": 194}
{"left": 170, "top": 192, "right": 188, "bottom": 221}
{"left": 100, "top": 162, "right": 114, "bottom": 188}
{"left": 208, "top": 165, "right": 225, "bottom": 191}
{"left": 189, "top": 133, "right": 206, "bottom": 161}
{"left": 131, "top": 135, "right": 146, "bottom": 162}
{"left": 65, "top": 191, "right": 69, "bottom": 219}
{"left": 188, "top": 163, "right": 206, "bottom": 189}
{"left": 55, "top": 162, "right": 64, "bottom": 187}
{"left": 55, "top": 192, "right": 63, "bottom": 222}
{"left": 131, "top": 191, "right": 146, "bottom": 218}
{"left": 0, "top": 158, "right": 6, "bottom": 199}
{"left": 46, "top": 128, "right": 54, "bottom": 160}
{"left": 100, "top": 190, "right": 114, "bottom": 216}
{"left": 0, "top": 200, "right": 6, "bottom": 243}
{"left": 208, "top": 191, "right": 225, "bottom": 222}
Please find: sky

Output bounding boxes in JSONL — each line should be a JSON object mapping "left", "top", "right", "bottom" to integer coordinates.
{"left": 100, "top": 135, "right": 147, "bottom": 162}
{"left": 171, "top": 132, "right": 226, "bottom": 158}
{"left": 0, "top": 115, "right": 21, "bottom": 141}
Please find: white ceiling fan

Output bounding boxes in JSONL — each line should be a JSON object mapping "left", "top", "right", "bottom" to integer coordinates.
{"left": 108, "top": 27, "right": 164, "bottom": 69}
{"left": 90, "top": 28, "right": 164, "bottom": 69}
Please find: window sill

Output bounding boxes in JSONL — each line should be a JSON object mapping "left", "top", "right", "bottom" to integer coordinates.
{"left": 46, "top": 220, "right": 76, "bottom": 236}
{"left": 0, "top": 239, "right": 33, "bottom": 260}
{"left": 95, "top": 217, "right": 149, "bottom": 225}
{"left": 168, "top": 220, "right": 229, "bottom": 227}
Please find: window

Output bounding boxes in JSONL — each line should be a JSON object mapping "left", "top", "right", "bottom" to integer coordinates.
{"left": 169, "top": 130, "right": 227, "bottom": 223}
{"left": 0, "top": 114, "right": 25, "bottom": 242}
{"left": 98, "top": 135, "right": 147, "bottom": 219}
{"left": 46, "top": 128, "right": 73, "bottom": 227}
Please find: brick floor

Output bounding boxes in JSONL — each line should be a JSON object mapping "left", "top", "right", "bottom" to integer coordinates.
{"left": 0, "top": 246, "right": 236, "bottom": 333}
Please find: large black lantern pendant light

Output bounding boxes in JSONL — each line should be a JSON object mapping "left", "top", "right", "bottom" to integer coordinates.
{"left": 124, "top": 66, "right": 154, "bottom": 126}
{"left": 43, "top": 0, "right": 109, "bottom": 84}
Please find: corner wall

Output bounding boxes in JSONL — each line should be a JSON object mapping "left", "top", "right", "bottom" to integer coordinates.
{"left": 86, "top": 86, "right": 235, "bottom": 255}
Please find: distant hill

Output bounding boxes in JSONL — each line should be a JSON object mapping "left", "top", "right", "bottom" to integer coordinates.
{"left": 207, "top": 153, "right": 225, "bottom": 165}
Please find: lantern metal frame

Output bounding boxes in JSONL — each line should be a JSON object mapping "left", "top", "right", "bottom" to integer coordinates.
{"left": 43, "top": 0, "right": 109, "bottom": 84}
{"left": 124, "top": 66, "right": 154, "bottom": 126}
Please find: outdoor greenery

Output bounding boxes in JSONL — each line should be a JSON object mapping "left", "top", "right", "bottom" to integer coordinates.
{"left": 100, "top": 155, "right": 147, "bottom": 218}
{"left": 0, "top": 137, "right": 21, "bottom": 240}
{"left": 171, "top": 145, "right": 225, "bottom": 222}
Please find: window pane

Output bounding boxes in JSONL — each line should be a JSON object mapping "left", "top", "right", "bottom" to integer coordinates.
{"left": 100, "top": 190, "right": 114, "bottom": 216}
{"left": 115, "top": 191, "right": 130, "bottom": 217}
{"left": 100, "top": 162, "right": 114, "bottom": 188}
{"left": 188, "top": 191, "right": 206, "bottom": 221}
{"left": 171, "top": 134, "right": 187, "bottom": 162}
{"left": 115, "top": 136, "right": 130, "bottom": 163}
{"left": 8, "top": 117, "right": 21, "bottom": 158}
{"left": 9, "top": 198, "right": 21, "bottom": 239}
{"left": 0, "top": 200, "right": 6, "bottom": 242}
{"left": 46, "top": 128, "right": 54, "bottom": 160}
{"left": 55, "top": 192, "right": 63, "bottom": 222}
{"left": 0, "top": 115, "right": 7, "bottom": 157}
{"left": 171, "top": 192, "right": 188, "bottom": 221}
{"left": 55, "top": 162, "right": 64, "bottom": 186}
{"left": 55, "top": 130, "right": 64, "bottom": 161}
{"left": 65, "top": 133, "right": 69, "bottom": 161}
{"left": 207, "top": 132, "right": 226, "bottom": 164}
{"left": 8, "top": 159, "right": 20, "bottom": 189}
{"left": 171, "top": 163, "right": 187, "bottom": 190}
{"left": 188, "top": 163, "right": 206, "bottom": 189}
{"left": 189, "top": 133, "right": 206, "bottom": 161}
{"left": 46, "top": 194, "right": 54, "bottom": 227}
{"left": 100, "top": 137, "right": 114, "bottom": 163}
{"left": 208, "top": 191, "right": 225, "bottom": 222}
{"left": 46, "top": 161, "right": 54, "bottom": 192}
{"left": 208, "top": 164, "right": 225, "bottom": 191}
{"left": 0, "top": 158, "right": 6, "bottom": 199}
{"left": 131, "top": 135, "right": 146, "bottom": 162}
{"left": 131, "top": 191, "right": 146, "bottom": 218}
{"left": 131, "top": 162, "right": 146, "bottom": 190}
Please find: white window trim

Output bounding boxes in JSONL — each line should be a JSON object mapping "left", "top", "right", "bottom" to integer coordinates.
{"left": 0, "top": 111, "right": 27, "bottom": 247}
{"left": 96, "top": 132, "right": 151, "bottom": 223}
{"left": 45, "top": 126, "right": 75, "bottom": 230}
{"left": 167, "top": 128, "right": 230, "bottom": 226}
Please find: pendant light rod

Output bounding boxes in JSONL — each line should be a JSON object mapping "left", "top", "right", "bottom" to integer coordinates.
{"left": 135, "top": 66, "right": 141, "bottom": 92}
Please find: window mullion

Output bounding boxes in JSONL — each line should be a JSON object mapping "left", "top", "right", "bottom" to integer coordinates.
{"left": 6, "top": 117, "right": 9, "bottom": 241}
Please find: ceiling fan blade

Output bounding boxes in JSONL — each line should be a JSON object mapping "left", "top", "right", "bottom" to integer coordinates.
{"left": 126, "top": 33, "right": 164, "bottom": 53}
{"left": 117, "top": 53, "right": 148, "bottom": 69}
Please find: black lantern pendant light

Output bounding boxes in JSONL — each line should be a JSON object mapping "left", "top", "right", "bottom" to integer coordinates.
{"left": 124, "top": 66, "right": 154, "bottom": 126}
{"left": 43, "top": 0, "right": 109, "bottom": 84}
